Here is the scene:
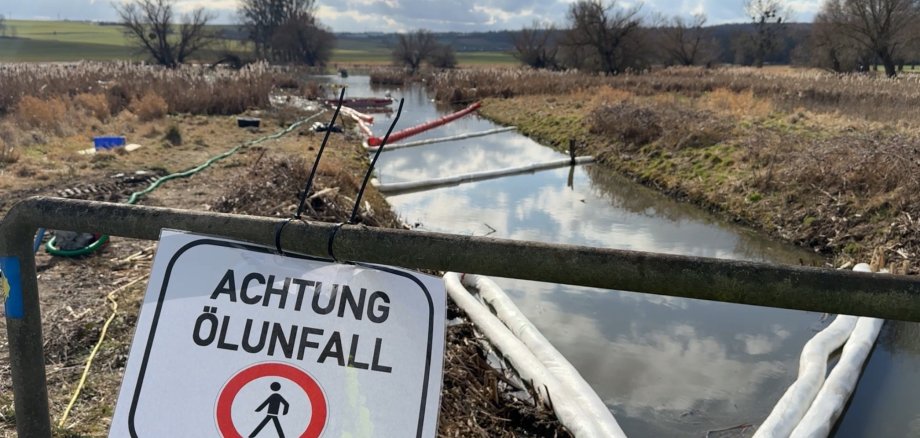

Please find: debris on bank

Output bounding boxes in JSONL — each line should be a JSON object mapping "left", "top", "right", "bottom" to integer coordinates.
{"left": 214, "top": 156, "right": 572, "bottom": 437}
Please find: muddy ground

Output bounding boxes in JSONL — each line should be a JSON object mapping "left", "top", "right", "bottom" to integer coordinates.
{"left": 0, "top": 110, "right": 568, "bottom": 437}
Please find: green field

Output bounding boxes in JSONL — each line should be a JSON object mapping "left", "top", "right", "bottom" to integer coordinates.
{"left": 0, "top": 20, "right": 516, "bottom": 66}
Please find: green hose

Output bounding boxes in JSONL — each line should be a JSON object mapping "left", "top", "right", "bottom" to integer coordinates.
{"left": 46, "top": 110, "right": 328, "bottom": 257}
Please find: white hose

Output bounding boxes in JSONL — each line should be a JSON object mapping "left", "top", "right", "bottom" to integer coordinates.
{"left": 374, "top": 156, "right": 595, "bottom": 194}
{"left": 753, "top": 315, "right": 858, "bottom": 438}
{"left": 460, "top": 274, "right": 626, "bottom": 437}
{"left": 443, "top": 273, "right": 618, "bottom": 438}
{"left": 789, "top": 264, "right": 884, "bottom": 438}
{"left": 365, "top": 127, "right": 517, "bottom": 152}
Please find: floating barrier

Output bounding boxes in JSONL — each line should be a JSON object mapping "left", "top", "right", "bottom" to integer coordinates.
{"left": 339, "top": 105, "right": 374, "bottom": 138}
{"left": 443, "top": 273, "right": 626, "bottom": 438}
{"left": 373, "top": 156, "right": 594, "bottom": 194}
{"left": 754, "top": 315, "right": 857, "bottom": 437}
{"left": 339, "top": 105, "right": 374, "bottom": 124}
{"left": 366, "top": 102, "right": 481, "bottom": 147}
{"left": 364, "top": 126, "right": 517, "bottom": 152}
{"left": 755, "top": 263, "right": 885, "bottom": 438}
{"left": 459, "top": 274, "right": 626, "bottom": 437}
{"left": 788, "top": 264, "right": 884, "bottom": 438}
{"left": 323, "top": 97, "right": 392, "bottom": 108}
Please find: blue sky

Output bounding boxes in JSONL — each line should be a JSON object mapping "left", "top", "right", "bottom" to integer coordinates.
{"left": 3, "top": 0, "right": 822, "bottom": 32}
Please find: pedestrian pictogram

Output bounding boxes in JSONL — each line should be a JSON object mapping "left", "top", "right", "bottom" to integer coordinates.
{"left": 109, "top": 231, "right": 446, "bottom": 437}
{"left": 251, "top": 382, "right": 289, "bottom": 437}
{"left": 216, "top": 362, "right": 326, "bottom": 438}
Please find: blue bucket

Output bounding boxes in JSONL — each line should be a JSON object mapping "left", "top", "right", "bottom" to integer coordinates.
{"left": 93, "top": 136, "right": 126, "bottom": 150}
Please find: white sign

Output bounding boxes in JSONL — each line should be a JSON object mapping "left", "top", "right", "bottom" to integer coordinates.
{"left": 111, "top": 230, "right": 446, "bottom": 437}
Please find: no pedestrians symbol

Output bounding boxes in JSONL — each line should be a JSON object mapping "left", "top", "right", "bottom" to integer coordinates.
{"left": 215, "top": 362, "right": 327, "bottom": 438}
{"left": 109, "top": 230, "right": 446, "bottom": 437}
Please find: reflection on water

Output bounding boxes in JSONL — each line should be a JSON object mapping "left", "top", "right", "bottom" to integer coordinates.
{"left": 322, "top": 76, "right": 920, "bottom": 437}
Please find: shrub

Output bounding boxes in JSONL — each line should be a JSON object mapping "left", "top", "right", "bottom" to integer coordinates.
{"left": 587, "top": 102, "right": 662, "bottom": 148}
{"left": 131, "top": 92, "right": 169, "bottom": 122}
{"left": 0, "top": 138, "right": 18, "bottom": 166}
{"left": 164, "top": 124, "right": 182, "bottom": 146}
{"left": 14, "top": 96, "right": 68, "bottom": 131}
{"left": 369, "top": 69, "right": 407, "bottom": 86}
{"left": 74, "top": 93, "right": 111, "bottom": 121}
{"left": 106, "top": 84, "right": 132, "bottom": 115}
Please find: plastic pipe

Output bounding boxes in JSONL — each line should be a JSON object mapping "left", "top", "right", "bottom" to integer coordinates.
{"left": 366, "top": 102, "right": 481, "bottom": 146}
{"left": 365, "top": 127, "right": 517, "bottom": 152}
{"left": 443, "top": 273, "right": 614, "bottom": 438}
{"left": 460, "top": 274, "right": 626, "bottom": 438}
{"left": 374, "top": 156, "right": 594, "bottom": 194}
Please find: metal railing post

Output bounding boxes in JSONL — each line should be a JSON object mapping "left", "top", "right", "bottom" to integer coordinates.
{"left": 1, "top": 218, "right": 51, "bottom": 437}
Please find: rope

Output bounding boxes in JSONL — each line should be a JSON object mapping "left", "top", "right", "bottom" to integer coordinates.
{"left": 45, "top": 110, "right": 328, "bottom": 257}
{"left": 57, "top": 276, "right": 146, "bottom": 428}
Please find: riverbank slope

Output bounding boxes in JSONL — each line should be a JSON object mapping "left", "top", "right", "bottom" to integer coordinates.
{"left": 439, "top": 67, "right": 920, "bottom": 274}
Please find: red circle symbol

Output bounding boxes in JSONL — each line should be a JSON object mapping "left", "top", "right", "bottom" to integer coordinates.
{"left": 216, "top": 362, "right": 327, "bottom": 438}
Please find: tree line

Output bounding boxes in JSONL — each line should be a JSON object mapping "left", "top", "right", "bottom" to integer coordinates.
{"left": 115, "top": 0, "right": 334, "bottom": 68}
{"left": 514, "top": 0, "right": 920, "bottom": 77}
{"left": 115, "top": 0, "right": 920, "bottom": 78}
{"left": 114, "top": 0, "right": 457, "bottom": 70}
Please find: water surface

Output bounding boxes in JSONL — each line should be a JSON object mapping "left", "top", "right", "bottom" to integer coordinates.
{"left": 322, "top": 75, "right": 920, "bottom": 437}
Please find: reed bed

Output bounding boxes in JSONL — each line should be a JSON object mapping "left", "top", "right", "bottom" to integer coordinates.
{"left": 0, "top": 62, "right": 317, "bottom": 117}
{"left": 425, "top": 67, "right": 920, "bottom": 125}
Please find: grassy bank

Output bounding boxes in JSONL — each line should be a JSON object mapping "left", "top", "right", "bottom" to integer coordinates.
{"left": 431, "top": 67, "right": 920, "bottom": 274}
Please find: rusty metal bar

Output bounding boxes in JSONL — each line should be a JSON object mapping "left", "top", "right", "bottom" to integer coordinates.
{"left": 3, "top": 196, "right": 920, "bottom": 436}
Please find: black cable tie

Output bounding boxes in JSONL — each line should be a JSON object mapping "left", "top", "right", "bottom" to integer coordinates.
{"left": 327, "top": 222, "right": 345, "bottom": 263}
{"left": 295, "top": 86, "right": 347, "bottom": 219}
{"left": 348, "top": 98, "right": 405, "bottom": 224}
{"left": 274, "top": 218, "right": 295, "bottom": 256}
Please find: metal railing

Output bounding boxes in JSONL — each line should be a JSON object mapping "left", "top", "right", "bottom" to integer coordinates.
{"left": 3, "top": 196, "right": 920, "bottom": 437}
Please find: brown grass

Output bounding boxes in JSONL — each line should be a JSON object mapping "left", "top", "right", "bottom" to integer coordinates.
{"left": 426, "top": 66, "right": 920, "bottom": 127}
{"left": 130, "top": 92, "right": 168, "bottom": 122}
{"left": 699, "top": 88, "right": 774, "bottom": 119}
{"left": 0, "top": 138, "right": 18, "bottom": 166}
{"left": 74, "top": 93, "right": 111, "bottom": 121}
{"left": 0, "top": 62, "right": 320, "bottom": 118}
{"left": 15, "top": 96, "right": 68, "bottom": 132}
{"left": 480, "top": 70, "right": 920, "bottom": 272}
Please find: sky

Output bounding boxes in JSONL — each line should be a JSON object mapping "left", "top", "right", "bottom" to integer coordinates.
{"left": 3, "top": 0, "right": 822, "bottom": 32}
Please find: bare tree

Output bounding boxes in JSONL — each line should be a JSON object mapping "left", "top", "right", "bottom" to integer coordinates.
{"left": 428, "top": 44, "right": 457, "bottom": 69}
{"left": 820, "top": 0, "right": 920, "bottom": 77}
{"left": 240, "top": 0, "right": 330, "bottom": 60}
{"left": 512, "top": 21, "right": 559, "bottom": 69}
{"left": 563, "top": 0, "right": 644, "bottom": 75}
{"left": 744, "top": 0, "right": 789, "bottom": 68}
{"left": 808, "top": 5, "right": 865, "bottom": 72}
{"left": 270, "top": 10, "right": 334, "bottom": 66}
{"left": 659, "top": 14, "right": 719, "bottom": 66}
{"left": 392, "top": 29, "right": 437, "bottom": 72}
{"left": 115, "top": 0, "right": 214, "bottom": 68}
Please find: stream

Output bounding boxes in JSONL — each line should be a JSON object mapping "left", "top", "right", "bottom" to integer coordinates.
{"left": 322, "top": 75, "right": 920, "bottom": 437}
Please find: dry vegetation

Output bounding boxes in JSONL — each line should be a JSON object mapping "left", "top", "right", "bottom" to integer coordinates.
{"left": 0, "top": 62, "right": 567, "bottom": 436}
{"left": 468, "top": 66, "right": 920, "bottom": 273}
{"left": 428, "top": 66, "right": 920, "bottom": 126}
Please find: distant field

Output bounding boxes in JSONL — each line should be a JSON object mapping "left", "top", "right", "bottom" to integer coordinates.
{"left": 0, "top": 19, "right": 517, "bottom": 66}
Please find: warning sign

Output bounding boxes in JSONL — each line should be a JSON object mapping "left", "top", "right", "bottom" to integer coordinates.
{"left": 110, "top": 230, "right": 446, "bottom": 437}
